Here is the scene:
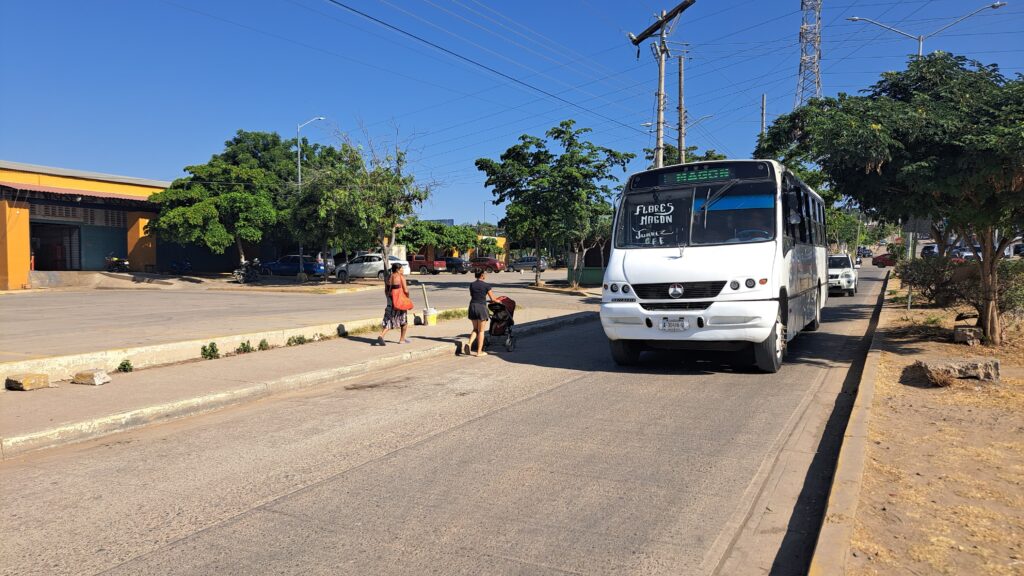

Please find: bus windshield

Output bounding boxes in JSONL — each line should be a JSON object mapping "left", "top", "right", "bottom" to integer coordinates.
{"left": 616, "top": 180, "right": 776, "bottom": 248}
{"left": 691, "top": 181, "right": 776, "bottom": 245}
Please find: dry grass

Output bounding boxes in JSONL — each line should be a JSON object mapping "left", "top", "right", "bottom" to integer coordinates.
{"left": 847, "top": 280, "right": 1024, "bottom": 576}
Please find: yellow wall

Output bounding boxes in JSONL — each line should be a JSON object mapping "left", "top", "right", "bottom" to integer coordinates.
{"left": 0, "top": 199, "right": 31, "bottom": 290}
{"left": 127, "top": 212, "right": 157, "bottom": 272}
{"left": 0, "top": 168, "right": 164, "bottom": 199}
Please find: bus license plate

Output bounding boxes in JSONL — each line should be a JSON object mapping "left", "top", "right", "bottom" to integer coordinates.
{"left": 660, "top": 318, "right": 689, "bottom": 331}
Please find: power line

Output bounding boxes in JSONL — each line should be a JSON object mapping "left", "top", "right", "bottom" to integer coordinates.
{"left": 320, "top": 0, "right": 648, "bottom": 136}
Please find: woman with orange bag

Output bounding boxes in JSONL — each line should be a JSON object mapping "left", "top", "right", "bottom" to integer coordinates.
{"left": 374, "top": 263, "right": 414, "bottom": 346}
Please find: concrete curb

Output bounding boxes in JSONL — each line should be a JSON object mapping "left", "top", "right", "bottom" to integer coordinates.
{"left": 0, "top": 311, "right": 597, "bottom": 459}
{"left": 808, "top": 271, "right": 890, "bottom": 576}
{"left": 522, "top": 284, "right": 595, "bottom": 298}
{"left": 0, "top": 307, "right": 462, "bottom": 385}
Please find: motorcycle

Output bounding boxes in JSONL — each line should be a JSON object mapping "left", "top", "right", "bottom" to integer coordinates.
{"left": 233, "top": 258, "right": 260, "bottom": 284}
{"left": 105, "top": 252, "right": 130, "bottom": 273}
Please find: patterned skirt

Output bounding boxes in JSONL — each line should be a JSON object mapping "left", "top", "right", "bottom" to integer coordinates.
{"left": 382, "top": 306, "right": 407, "bottom": 329}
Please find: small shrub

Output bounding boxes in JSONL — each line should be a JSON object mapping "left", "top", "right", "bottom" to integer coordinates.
{"left": 236, "top": 340, "right": 254, "bottom": 354}
{"left": 258, "top": 339, "right": 270, "bottom": 351}
{"left": 922, "top": 315, "right": 942, "bottom": 326}
{"left": 895, "top": 257, "right": 958, "bottom": 305}
{"left": 438, "top": 308, "right": 469, "bottom": 321}
{"left": 312, "top": 332, "right": 326, "bottom": 342}
{"left": 286, "top": 335, "right": 308, "bottom": 347}
{"left": 201, "top": 342, "right": 220, "bottom": 359}
{"left": 117, "top": 359, "right": 133, "bottom": 373}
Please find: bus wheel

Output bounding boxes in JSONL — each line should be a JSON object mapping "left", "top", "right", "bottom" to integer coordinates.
{"left": 610, "top": 340, "right": 641, "bottom": 366}
{"left": 754, "top": 314, "right": 784, "bottom": 373}
{"left": 805, "top": 286, "right": 822, "bottom": 332}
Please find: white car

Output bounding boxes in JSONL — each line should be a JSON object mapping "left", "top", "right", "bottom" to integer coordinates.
{"left": 827, "top": 254, "right": 858, "bottom": 296}
{"left": 336, "top": 254, "right": 410, "bottom": 281}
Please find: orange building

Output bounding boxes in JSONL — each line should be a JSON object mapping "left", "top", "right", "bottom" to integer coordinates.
{"left": 0, "top": 160, "right": 169, "bottom": 290}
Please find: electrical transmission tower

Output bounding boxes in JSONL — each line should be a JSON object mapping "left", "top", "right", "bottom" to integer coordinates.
{"left": 794, "top": 0, "right": 822, "bottom": 109}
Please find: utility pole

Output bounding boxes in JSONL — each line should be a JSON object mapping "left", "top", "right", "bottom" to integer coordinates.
{"left": 629, "top": 0, "right": 695, "bottom": 169}
{"left": 677, "top": 54, "right": 686, "bottom": 164}
{"left": 760, "top": 93, "right": 767, "bottom": 137}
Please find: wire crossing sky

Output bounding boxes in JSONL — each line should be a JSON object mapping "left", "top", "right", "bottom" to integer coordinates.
{"left": 1, "top": 0, "right": 1021, "bottom": 224}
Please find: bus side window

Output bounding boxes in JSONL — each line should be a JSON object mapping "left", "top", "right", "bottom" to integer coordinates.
{"left": 782, "top": 177, "right": 796, "bottom": 242}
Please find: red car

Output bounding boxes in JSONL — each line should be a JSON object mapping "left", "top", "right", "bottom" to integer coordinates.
{"left": 470, "top": 256, "right": 505, "bottom": 273}
{"left": 873, "top": 253, "right": 897, "bottom": 267}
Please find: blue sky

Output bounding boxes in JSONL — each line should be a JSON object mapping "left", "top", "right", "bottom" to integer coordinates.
{"left": 1, "top": 0, "right": 1021, "bottom": 224}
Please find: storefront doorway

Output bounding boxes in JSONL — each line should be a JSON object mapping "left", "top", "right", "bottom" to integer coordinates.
{"left": 31, "top": 223, "right": 81, "bottom": 270}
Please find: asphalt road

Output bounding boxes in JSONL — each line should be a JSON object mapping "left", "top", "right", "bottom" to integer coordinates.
{"left": 0, "top": 270, "right": 884, "bottom": 576}
{"left": 0, "top": 269, "right": 575, "bottom": 361}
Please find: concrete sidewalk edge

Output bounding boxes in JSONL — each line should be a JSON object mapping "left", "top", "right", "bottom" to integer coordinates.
{"left": 807, "top": 271, "right": 890, "bottom": 576}
{"left": 0, "top": 311, "right": 597, "bottom": 459}
{"left": 0, "top": 307, "right": 464, "bottom": 385}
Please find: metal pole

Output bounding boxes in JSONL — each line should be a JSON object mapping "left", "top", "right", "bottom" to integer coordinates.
{"left": 654, "top": 34, "right": 667, "bottom": 168}
{"left": 761, "top": 93, "right": 767, "bottom": 137}
{"left": 917, "top": 36, "right": 924, "bottom": 57}
{"left": 677, "top": 55, "right": 685, "bottom": 164}
{"left": 295, "top": 116, "right": 325, "bottom": 280}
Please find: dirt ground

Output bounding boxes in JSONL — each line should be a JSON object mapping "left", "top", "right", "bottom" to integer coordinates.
{"left": 848, "top": 278, "right": 1024, "bottom": 576}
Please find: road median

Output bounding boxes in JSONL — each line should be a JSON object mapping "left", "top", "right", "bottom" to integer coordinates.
{"left": 0, "top": 310, "right": 596, "bottom": 459}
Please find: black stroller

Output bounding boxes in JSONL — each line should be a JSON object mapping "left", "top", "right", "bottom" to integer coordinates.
{"left": 483, "top": 296, "right": 517, "bottom": 352}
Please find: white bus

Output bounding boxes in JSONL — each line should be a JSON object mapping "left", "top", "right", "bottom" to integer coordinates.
{"left": 600, "top": 159, "right": 827, "bottom": 373}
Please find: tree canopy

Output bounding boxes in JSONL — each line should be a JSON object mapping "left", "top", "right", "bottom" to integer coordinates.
{"left": 757, "top": 53, "right": 1024, "bottom": 343}
{"left": 643, "top": 144, "right": 726, "bottom": 169}
{"left": 475, "top": 120, "right": 634, "bottom": 285}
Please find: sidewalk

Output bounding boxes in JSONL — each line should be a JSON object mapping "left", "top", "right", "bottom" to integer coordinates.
{"left": 0, "top": 307, "right": 596, "bottom": 459}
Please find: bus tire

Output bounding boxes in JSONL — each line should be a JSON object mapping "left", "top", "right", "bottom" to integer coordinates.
{"left": 754, "top": 313, "right": 784, "bottom": 373}
{"left": 610, "top": 340, "right": 641, "bottom": 366}
{"left": 805, "top": 285, "right": 822, "bottom": 332}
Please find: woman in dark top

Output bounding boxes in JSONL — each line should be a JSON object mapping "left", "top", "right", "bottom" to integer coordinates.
{"left": 375, "top": 263, "right": 410, "bottom": 346}
{"left": 466, "top": 269, "right": 497, "bottom": 356}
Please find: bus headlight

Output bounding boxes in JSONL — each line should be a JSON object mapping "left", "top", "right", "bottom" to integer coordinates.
{"left": 730, "top": 280, "right": 740, "bottom": 290}
{"left": 745, "top": 278, "right": 756, "bottom": 288}
{"left": 621, "top": 284, "right": 631, "bottom": 294}
{"left": 610, "top": 283, "right": 619, "bottom": 292}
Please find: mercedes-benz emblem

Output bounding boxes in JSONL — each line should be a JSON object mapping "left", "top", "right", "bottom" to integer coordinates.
{"left": 668, "top": 283, "right": 684, "bottom": 298}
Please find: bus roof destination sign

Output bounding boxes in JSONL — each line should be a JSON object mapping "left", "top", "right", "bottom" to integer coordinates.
{"left": 629, "top": 161, "right": 773, "bottom": 191}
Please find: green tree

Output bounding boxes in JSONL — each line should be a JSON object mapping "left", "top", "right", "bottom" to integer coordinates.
{"left": 476, "top": 120, "right": 634, "bottom": 285}
{"left": 478, "top": 237, "right": 503, "bottom": 257}
{"left": 643, "top": 144, "right": 726, "bottom": 169}
{"left": 149, "top": 130, "right": 288, "bottom": 263}
{"left": 395, "top": 218, "right": 442, "bottom": 255}
{"left": 825, "top": 208, "right": 862, "bottom": 252}
{"left": 758, "top": 53, "right": 1024, "bottom": 344}
{"left": 438, "top": 224, "right": 479, "bottom": 256}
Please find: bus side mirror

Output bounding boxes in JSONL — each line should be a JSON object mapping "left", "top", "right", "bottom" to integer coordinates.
{"left": 787, "top": 212, "right": 802, "bottom": 225}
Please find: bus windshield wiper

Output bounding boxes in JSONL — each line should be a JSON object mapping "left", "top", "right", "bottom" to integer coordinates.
{"left": 698, "top": 179, "right": 741, "bottom": 214}
{"left": 699, "top": 179, "right": 741, "bottom": 228}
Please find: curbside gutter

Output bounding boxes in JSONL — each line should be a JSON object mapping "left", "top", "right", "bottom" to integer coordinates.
{"left": 522, "top": 284, "right": 596, "bottom": 298}
{"left": 807, "top": 271, "right": 890, "bottom": 576}
{"left": 0, "top": 311, "right": 597, "bottom": 459}
{"left": 0, "top": 308, "right": 461, "bottom": 385}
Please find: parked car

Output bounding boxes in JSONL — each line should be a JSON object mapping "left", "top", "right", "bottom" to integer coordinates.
{"left": 409, "top": 254, "right": 446, "bottom": 275}
{"left": 470, "top": 256, "right": 505, "bottom": 273}
{"left": 336, "top": 254, "right": 410, "bottom": 281}
{"left": 444, "top": 257, "right": 471, "bottom": 274}
{"left": 260, "top": 255, "right": 325, "bottom": 276}
{"left": 873, "top": 253, "right": 896, "bottom": 268}
{"left": 827, "top": 254, "right": 858, "bottom": 296}
{"left": 921, "top": 244, "right": 939, "bottom": 258}
{"left": 510, "top": 256, "right": 548, "bottom": 273}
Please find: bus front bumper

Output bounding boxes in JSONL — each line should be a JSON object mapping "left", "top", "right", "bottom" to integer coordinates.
{"left": 600, "top": 300, "right": 779, "bottom": 344}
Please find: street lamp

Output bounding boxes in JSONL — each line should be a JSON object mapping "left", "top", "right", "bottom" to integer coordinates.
{"left": 848, "top": 2, "right": 1006, "bottom": 57}
{"left": 296, "top": 116, "right": 325, "bottom": 280}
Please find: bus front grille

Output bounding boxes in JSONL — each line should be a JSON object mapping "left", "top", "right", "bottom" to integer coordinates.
{"left": 632, "top": 281, "right": 726, "bottom": 300}
{"left": 639, "top": 301, "right": 712, "bottom": 311}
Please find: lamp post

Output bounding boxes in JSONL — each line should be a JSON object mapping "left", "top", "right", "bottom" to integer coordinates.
{"left": 848, "top": 2, "right": 1006, "bottom": 57}
{"left": 296, "top": 116, "right": 325, "bottom": 280}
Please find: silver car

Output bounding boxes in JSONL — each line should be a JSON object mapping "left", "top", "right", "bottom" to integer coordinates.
{"left": 511, "top": 256, "right": 547, "bottom": 272}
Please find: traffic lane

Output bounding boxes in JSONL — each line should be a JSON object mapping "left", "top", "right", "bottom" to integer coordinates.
{"left": 104, "top": 291, "right": 873, "bottom": 575}
{"left": 0, "top": 276, "right": 587, "bottom": 359}
{"left": 1, "top": 274, "right": 878, "bottom": 575}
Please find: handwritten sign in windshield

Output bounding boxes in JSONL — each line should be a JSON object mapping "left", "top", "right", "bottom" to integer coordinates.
{"left": 630, "top": 201, "right": 682, "bottom": 246}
